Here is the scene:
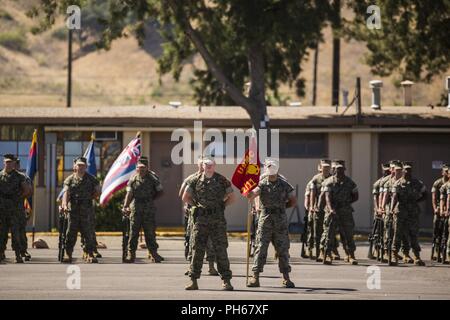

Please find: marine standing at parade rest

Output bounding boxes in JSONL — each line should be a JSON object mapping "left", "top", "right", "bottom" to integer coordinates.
{"left": 182, "top": 157, "right": 235, "bottom": 291}
{"left": 122, "top": 157, "right": 164, "bottom": 263}
{"left": 246, "top": 159, "right": 297, "bottom": 288}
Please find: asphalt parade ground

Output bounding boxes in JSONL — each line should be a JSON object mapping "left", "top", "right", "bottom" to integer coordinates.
{"left": 1, "top": 237, "right": 449, "bottom": 300}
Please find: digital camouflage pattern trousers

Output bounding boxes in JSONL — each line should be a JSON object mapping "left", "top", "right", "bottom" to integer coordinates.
{"left": 252, "top": 209, "right": 291, "bottom": 274}
{"left": 65, "top": 201, "right": 96, "bottom": 254}
{"left": 186, "top": 212, "right": 216, "bottom": 262}
{"left": 0, "top": 209, "right": 22, "bottom": 254}
{"left": 321, "top": 207, "right": 356, "bottom": 254}
{"left": 128, "top": 202, "right": 159, "bottom": 253}
{"left": 188, "top": 208, "right": 232, "bottom": 280}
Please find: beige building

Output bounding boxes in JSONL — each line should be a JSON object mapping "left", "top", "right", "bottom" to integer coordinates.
{"left": 1, "top": 105, "right": 450, "bottom": 233}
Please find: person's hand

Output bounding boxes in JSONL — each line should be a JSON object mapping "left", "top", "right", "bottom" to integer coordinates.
{"left": 122, "top": 206, "right": 131, "bottom": 216}
{"left": 330, "top": 209, "right": 336, "bottom": 215}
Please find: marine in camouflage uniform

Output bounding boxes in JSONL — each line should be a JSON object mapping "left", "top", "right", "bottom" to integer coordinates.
{"left": 61, "top": 157, "right": 101, "bottom": 263}
{"left": 390, "top": 161, "right": 426, "bottom": 266}
{"left": 247, "top": 159, "right": 296, "bottom": 288}
{"left": 320, "top": 160, "right": 359, "bottom": 265}
{"left": 379, "top": 160, "right": 412, "bottom": 263}
{"left": 183, "top": 157, "right": 234, "bottom": 291}
{"left": 440, "top": 177, "right": 450, "bottom": 262}
{"left": 179, "top": 158, "right": 218, "bottom": 276}
{"left": 369, "top": 163, "right": 390, "bottom": 260}
{"left": 431, "top": 165, "right": 449, "bottom": 261}
{"left": 123, "top": 157, "right": 164, "bottom": 263}
{"left": 307, "top": 159, "right": 332, "bottom": 261}
{"left": 15, "top": 159, "right": 33, "bottom": 261}
{"left": 0, "top": 154, "right": 31, "bottom": 263}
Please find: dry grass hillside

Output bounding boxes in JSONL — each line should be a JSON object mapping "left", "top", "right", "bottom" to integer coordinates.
{"left": 0, "top": 0, "right": 448, "bottom": 109}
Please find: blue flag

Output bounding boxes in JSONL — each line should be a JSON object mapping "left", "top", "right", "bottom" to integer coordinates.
{"left": 83, "top": 134, "right": 97, "bottom": 176}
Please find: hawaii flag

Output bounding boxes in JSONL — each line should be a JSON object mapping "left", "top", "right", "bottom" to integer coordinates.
{"left": 231, "top": 135, "right": 261, "bottom": 196}
{"left": 99, "top": 133, "right": 141, "bottom": 206}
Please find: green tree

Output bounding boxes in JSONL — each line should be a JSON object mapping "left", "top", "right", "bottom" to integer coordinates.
{"left": 28, "top": 0, "right": 330, "bottom": 130}
{"left": 345, "top": 0, "right": 450, "bottom": 82}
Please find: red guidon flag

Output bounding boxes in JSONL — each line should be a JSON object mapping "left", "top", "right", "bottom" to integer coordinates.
{"left": 231, "top": 135, "right": 261, "bottom": 196}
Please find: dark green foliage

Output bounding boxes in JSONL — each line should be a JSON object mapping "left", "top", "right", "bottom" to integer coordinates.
{"left": 345, "top": 0, "right": 450, "bottom": 82}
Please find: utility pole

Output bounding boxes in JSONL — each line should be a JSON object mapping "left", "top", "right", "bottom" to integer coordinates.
{"left": 67, "top": 29, "right": 73, "bottom": 108}
{"left": 331, "top": 0, "right": 341, "bottom": 106}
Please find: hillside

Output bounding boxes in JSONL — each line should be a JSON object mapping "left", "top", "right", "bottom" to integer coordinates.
{"left": 0, "top": 0, "right": 448, "bottom": 109}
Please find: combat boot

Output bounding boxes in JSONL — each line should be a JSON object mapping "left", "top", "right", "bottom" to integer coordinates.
{"left": 282, "top": 273, "right": 295, "bottom": 288}
{"left": 125, "top": 251, "right": 136, "bottom": 263}
{"left": 15, "top": 252, "right": 24, "bottom": 263}
{"left": 332, "top": 248, "right": 341, "bottom": 260}
{"left": 381, "top": 250, "right": 388, "bottom": 263}
{"left": 148, "top": 250, "right": 164, "bottom": 263}
{"left": 93, "top": 249, "right": 102, "bottom": 259}
{"left": 247, "top": 272, "right": 260, "bottom": 287}
{"left": 22, "top": 251, "right": 31, "bottom": 261}
{"left": 185, "top": 278, "right": 199, "bottom": 290}
{"left": 444, "top": 254, "right": 450, "bottom": 265}
{"left": 222, "top": 279, "right": 234, "bottom": 291}
{"left": 323, "top": 252, "right": 333, "bottom": 265}
{"left": 389, "top": 251, "right": 398, "bottom": 266}
{"left": 63, "top": 251, "right": 73, "bottom": 263}
{"left": 394, "top": 251, "right": 403, "bottom": 261}
{"left": 403, "top": 253, "right": 414, "bottom": 264}
{"left": 184, "top": 269, "right": 190, "bottom": 276}
{"left": 86, "top": 253, "right": 98, "bottom": 264}
{"left": 308, "top": 248, "right": 314, "bottom": 260}
{"left": 349, "top": 252, "right": 358, "bottom": 265}
{"left": 316, "top": 249, "right": 324, "bottom": 262}
{"left": 208, "top": 261, "right": 219, "bottom": 276}
{"left": 413, "top": 252, "right": 425, "bottom": 266}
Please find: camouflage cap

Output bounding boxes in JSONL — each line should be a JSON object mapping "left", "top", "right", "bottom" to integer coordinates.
{"left": 333, "top": 160, "right": 345, "bottom": 168}
{"left": 320, "top": 159, "right": 331, "bottom": 167}
{"left": 390, "top": 159, "right": 401, "bottom": 168}
{"left": 3, "top": 153, "right": 16, "bottom": 162}
{"left": 442, "top": 163, "right": 450, "bottom": 171}
{"left": 393, "top": 161, "right": 403, "bottom": 170}
{"left": 137, "top": 156, "right": 149, "bottom": 167}
{"left": 402, "top": 161, "right": 413, "bottom": 169}
{"left": 75, "top": 156, "right": 87, "bottom": 165}
{"left": 203, "top": 155, "right": 215, "bottom": 165}
{"left": 381, "top": 162, "right": 390, "bottom": 170}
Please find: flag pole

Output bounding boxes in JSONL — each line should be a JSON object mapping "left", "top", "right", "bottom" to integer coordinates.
{"left": 246, "top": 199, "right": 252, "bottom": 286}
{"left": 31, "top": 181, "right": 36, "bottom": 247}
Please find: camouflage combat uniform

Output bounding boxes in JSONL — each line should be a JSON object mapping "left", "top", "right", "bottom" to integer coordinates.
{"left": 320, "top": 175, "right": 358, "bottom": 255}
{"left": 126, "top": 171, "right": 163, "bottom": 254}
{"left": 308, "top": 173, "right": 330, "bottom": 254}
{"left": 182, "top": 172, "right": 216, "bottom": 264}
{"left": 432, "top": 177, "right": 448, "bottom": 254}
{"left": 186, "top": 172, "right": 233, "bottom": 280}
{"left": 441, "top": 182, "right": 450, "bottom": 255}
{"left": 0, "top": 169, "right": 26, "bottom": 257}
{"left": 252, "top": 175, "right": 295, "bottom": 274}
{"left": 18, "top": 172, "right": 32, "bottom": 255}
{"left": 391, "top": 177, "right": 426, "bottom": 255}
{"left": 63, "top": 173, "right": 99, "bottom": 255}
{"left": 382, "top": 176, "right": 412, "bottom": 255}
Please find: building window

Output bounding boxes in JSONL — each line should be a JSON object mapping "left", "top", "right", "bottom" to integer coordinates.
{"left": 279, "top": 133, "right": 327, "bottom": 158}
{"left": 0, "top": 125, "right": 35, "bottom": 172}
{"left": 56, "top": 131, "right": 122, "bottom": 185}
